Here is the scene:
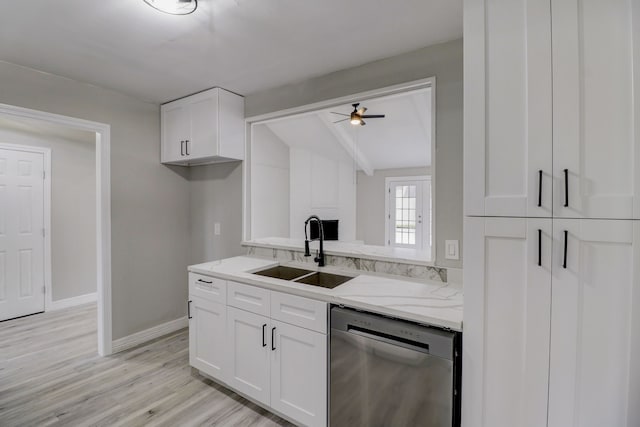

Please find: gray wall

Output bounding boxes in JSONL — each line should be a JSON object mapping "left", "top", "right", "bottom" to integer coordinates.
{"left": 245, "top": 39, "right": 463, "bottom": 268}
{"left": 0, "top": 60, "right": 191, "bottom": 340}
{"left": 189, "top": 162, "right": 245, "bottom": 264}
{"left": 0, "top": 118, "right": 97, "bottom": 301}
{"left": 356, "top": 167, "right": 430, "bottom": 247}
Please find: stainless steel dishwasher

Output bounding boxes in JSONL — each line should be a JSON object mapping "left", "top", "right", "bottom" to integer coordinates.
{"left": 330, "top": 307, "right": 461, "bottom": 427}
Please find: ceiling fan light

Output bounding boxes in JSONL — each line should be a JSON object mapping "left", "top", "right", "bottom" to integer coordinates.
{"left": 350, "top": 118, "right": 361, "bottom": 125}
{"left": 143, "top": 0, "right": 197, "bottom": 15}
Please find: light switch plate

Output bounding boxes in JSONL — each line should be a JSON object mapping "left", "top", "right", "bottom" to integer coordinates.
{"left": 445, "top": 240, "right": 459, "bottom": 260}
{"left": 214, "top": 223, "right": 221, "bottom": 236}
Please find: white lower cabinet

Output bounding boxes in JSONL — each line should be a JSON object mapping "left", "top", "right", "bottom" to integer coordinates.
{"left": 270, "top": 320, "right": 327, "bottom": 427}
{"left": 463, "top": 217, "right": 552, "bottom": 427}
{"left": 227, "top": 306, "right": 271, "bottom": 405}
{"left": 189, "top": 296, "right": 228, "bottom": 384}
{"left": 190, "top": 280, "right": 328, "bottom": 427}
{"left": 548, "top": 220, "right": 640, "bottom": 427}
{"left": 463, "top": 218, "right": 640, "bottom": 427}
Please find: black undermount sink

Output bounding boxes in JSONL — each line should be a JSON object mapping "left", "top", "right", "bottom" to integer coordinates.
{"left": 252, "top": 266, "right": 354, "bottom": 289}
{"left": 253, "top": 265, "right": 314, "bottom": 281}
{"left": 293, "top": 272, "right": 353, "bottom": 289}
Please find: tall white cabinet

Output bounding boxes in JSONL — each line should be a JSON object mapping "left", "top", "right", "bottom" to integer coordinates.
{"left": 465, "top": 0, "right": 640, "bottom": 220}
{"left": 464, "top": 0, "right": 640, "bottom": 426}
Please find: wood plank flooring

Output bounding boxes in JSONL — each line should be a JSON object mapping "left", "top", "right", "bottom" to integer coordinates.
{"left": 0, "top": 304, "right": 294, "bottom": 427}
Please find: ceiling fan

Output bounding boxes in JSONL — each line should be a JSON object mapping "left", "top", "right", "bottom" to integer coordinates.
{"left": 331, "top": 103, "right": 385, "bottom": 126}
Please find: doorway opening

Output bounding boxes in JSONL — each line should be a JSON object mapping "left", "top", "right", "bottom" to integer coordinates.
{"left": 0, "top": 103, "right": 112, "bottom": 356}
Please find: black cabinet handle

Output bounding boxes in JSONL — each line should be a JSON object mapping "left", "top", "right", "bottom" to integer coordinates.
{"left": 188, "top": 300, "right": 192, "bottom": 319}
{"left": 197, "top": 278, "right": 212, "bottom": 284}
{"left": 181, "top": 140, "right": 185, "bottom": 156}
{"left": 271, "top": 327, "right": 276, "bottom": 351}
{"left": 538, "top": 170, "right": 543, "bottom": 207}
{"left": 185, "top": 140, "right": 190, "bottom": 156}
{"left": 262, "top": 324, "right": 267, "bottom": 347}
{"left": 564, "top": 169, "right": 569, "bottom": 207}
{"left": 538, "top": 229, "right": 542, "bottom": 267}
{"left": 563, "top": 230, "right": 568, "bottom": 269}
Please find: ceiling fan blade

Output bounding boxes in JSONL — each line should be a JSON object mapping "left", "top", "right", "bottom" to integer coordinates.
{"left": 357, "top": 107, "right": 367, "bottom": 116}
{"left": 330, "top": 112, "right": 350, "bottom": 116}
{"left": 333, "top": 118, "right": 349, "bottom": 123}
{"left": 361, "top": 114, "right": 385, "bottom": 119}
{"left": 360, "top": 120, "right": 366, "bottom": 126}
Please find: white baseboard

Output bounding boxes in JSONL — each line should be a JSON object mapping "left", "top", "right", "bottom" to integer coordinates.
{"left": 49, "top": 293, "right": 97, "bottom": 311}
{"left": 111, "top": 316, "right": 188, "bottom": 354}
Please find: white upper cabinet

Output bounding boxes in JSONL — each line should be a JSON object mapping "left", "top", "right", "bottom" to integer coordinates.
{"left": 552, "top": 0, "right": 640, "bottom": 219}
{"left": 464, "top": 0, "right": 553, "bottom": 217}
{"left": 463, "top": 217, "right": 552, "bottom": 427}
{"left": 548, "top": 220, "right": 640, "bottom": 427}
{"left": 465, "top": 0, "right": 640, "bottom": 219}
{"left": 161, "top": 87, "right": 245, "bottom": 166}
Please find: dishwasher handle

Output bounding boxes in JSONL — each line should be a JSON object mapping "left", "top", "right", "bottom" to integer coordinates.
{"left": 347, "top": 326, "right": 430, "bottom": 355}
{"left": 331, "top": 307, "right": 455, "bottom": 361}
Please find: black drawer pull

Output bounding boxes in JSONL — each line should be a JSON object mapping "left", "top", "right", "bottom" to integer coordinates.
{"left": 262, "top": 324, "right": 267, "bottom": 347}
{"left": 563, "top": 230, "right": 568, "bottom": 269}
{"left": 197, "top": 278, "right": 213, "bottom": 284}
{"left": 538, "top": 229, "right": 542, "bottom": 267}
{"left": 564, "top": 169, "right": 569, "bottom": 207}
{"left": 271, "top": 327, "right": 276, "bottom": 351}
{"left": 538, "top": 170, "right": 543, "bottom": 207}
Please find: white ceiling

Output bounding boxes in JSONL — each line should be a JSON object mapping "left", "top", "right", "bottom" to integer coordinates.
{"left": 262, "top": 89, "right": 431, "bottom": 172}
{"left": 0, "top": 1, "right": 462, "bottom": 103}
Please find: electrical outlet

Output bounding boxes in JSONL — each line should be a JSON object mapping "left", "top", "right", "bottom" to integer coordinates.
{"left": 445, "top": 240, "right": 459, "bottom": 260}
{"left": 214, "top": 223, "right": 221, "bottom": 236}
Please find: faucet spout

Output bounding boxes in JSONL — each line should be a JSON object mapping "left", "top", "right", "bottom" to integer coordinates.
{"left": 304, "top": 215, "right": 325, "bottom": 267}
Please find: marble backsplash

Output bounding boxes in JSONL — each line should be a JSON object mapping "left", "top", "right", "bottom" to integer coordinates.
{"left": 246, "top": 246, "right": 448, "bottom": 283}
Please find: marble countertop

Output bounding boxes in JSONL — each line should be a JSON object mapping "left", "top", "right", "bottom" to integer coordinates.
{"left": 189, "top": 256, "right": 463, "bottom": 331}
{"left": 242, "top": 237, "right": 434, "bottom": 266}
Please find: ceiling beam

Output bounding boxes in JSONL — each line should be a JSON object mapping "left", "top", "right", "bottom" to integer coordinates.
{"left": 317, "top": 112, "right": 374, "bottom": 176}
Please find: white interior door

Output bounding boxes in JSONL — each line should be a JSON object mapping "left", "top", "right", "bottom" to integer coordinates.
{"left": 0, "top": 147, "right": 45, "bottom": 321}
{"left": 548, "top": 219, "right": 640, "bottom": 427}
{"left": 387, "top": 178, "right": 431, "bottom": 252}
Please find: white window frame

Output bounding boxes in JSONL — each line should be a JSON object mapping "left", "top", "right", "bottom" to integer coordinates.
{"left": 385, "top": 175, "right": 433, "bottom": 256}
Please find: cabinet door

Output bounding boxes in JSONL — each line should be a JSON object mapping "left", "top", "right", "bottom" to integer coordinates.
{"left": 270, "top": 320, "right": 327, "bottom": 427}
{"left": 552, "top": 0, "right": 640, "bottom": 219}
{"left": 188, "top": 90, "right": 219, "bottom": 159}
{"left": 227, "top": 306, "right": 270, "bottom": 405}
{"left": 462, "top": 217, "right": 552, "bottom": 427}
{"left": 464, "top": 0, "right": 553, "bottom": 217}
{"left": 161, "top": 102, "right": 188, "bottom": 163}
{"left": 548, "top": 220, "right": 640, "bottom": 427}
{"left": 189, "top": 296, "right": 228, "bottom": 383}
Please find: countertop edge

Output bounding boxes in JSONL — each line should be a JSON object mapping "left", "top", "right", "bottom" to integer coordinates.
{"left": 188, "top": 260, "right": 463, "bottom": 332}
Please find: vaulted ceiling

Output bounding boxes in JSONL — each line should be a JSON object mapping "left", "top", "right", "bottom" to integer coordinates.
{"left": 0, "top": 1, "right": 462, "bottom": 103}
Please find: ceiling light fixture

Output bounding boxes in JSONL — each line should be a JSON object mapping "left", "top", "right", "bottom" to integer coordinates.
{"left": 143, "top": 0, "right": 198, "bottom": 15}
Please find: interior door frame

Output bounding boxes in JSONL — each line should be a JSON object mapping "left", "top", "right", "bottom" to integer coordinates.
{"left": 0, "top": 103, "right": 112, "bottom": 356}
{"left": 0, "top": 143, "right": 51, "bottom": 314}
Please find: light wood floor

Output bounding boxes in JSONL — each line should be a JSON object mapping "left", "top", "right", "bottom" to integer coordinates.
{"left": 0, "top": 304, "right": 294, "bottom": 427}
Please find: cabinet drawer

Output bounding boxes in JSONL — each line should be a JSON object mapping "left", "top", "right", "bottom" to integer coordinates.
{"left": 270, "top": 291, "right": 327, "bottom": 334}
{"left": 227, "top": 281, "right": 270, "bottom": 317}
{"left": 189, "top": 273, "right": 226, "bottom": 304}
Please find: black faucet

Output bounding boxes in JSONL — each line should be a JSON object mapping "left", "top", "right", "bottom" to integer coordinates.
{"left": 304, "top": 215, "right": 325, "bottom": 267}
